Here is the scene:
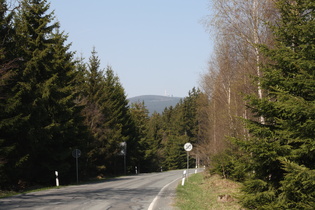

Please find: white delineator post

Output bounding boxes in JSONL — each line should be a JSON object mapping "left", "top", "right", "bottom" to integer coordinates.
{"left": 182, "top": 170, "right": 187, "bottom": 186}
{"left": 55, "top": 171, "right": 59, "bottom": 187}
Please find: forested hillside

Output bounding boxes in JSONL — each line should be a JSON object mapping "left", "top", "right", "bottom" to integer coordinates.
{"left": 128, "top": 95, "right": 182, "bottom": 115}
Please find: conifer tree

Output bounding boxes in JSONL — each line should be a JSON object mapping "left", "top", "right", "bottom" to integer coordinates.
{"left": 101, "top": 66, "right": 137, "bottom": 174}
{"left": 160, "top": 105, "right": 187, "bottom": 170}
{"left": 1, "top": 0, "right": 85, "bottom": 187}
{"left": 0, "top": 0, "right": 18, "bottom": 188}
{"left": 146, "top": 112, "right": 164, "bottom": 171}
{"left": 81, "top": 49, "right": 105, "bottom": 140}
{"left": 0, "top": 0, "right": 16, "bottom": 109}
{"left": 129, "top": 102, "right": 150, "bottom": 172}
{"left": 81, "top": 49, "right": 109, "bottom": 176}
{"left": 78, "top": 49, "right": 138, "bottom": 176}
{"left": 182, "top": 87, "right": 201, "bottom": 144}
{"left": 163, "top": 134, "right": 187, "bottom": 170}
{"left": 238, "top": 0, "right": 315, "bottom": 208}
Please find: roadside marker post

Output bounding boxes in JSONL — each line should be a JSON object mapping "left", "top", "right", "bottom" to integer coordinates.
{"left": 182, "top": 170, "right": 187, "bottom": 186}
{"left": 55, "top": 171, "right": 59, "bottom": 187}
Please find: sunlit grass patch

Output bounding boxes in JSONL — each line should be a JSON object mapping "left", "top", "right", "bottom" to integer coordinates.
{"left": 176, "top": 172, "right": 242, "bottom": 210}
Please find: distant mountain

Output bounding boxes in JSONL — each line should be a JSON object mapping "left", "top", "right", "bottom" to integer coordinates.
{"left": 128, "top": 95, "right": 182, "bottom": 115}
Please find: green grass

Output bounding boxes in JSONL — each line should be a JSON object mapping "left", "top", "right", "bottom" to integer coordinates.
{"left": 0, "top": 190, "right": 18, "bottom": 198}
{"left": 175, "top": 172, "right": 243, "bottom": 210}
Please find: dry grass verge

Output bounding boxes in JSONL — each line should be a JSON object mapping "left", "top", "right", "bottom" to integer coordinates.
{"left": 176, "top": 172, "right": 243, "bottom": 210}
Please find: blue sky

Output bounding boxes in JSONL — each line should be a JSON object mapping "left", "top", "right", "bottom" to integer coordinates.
{"left": 50, "top": 0, "right": 213, "bottom": 98}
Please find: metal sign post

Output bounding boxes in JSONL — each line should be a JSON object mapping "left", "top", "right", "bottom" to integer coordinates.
{"left": 187, "top": 151, "right": 189, "bottom": 179}
{"left": 184, "top": 143, "right": 193, "bottom": 181}
{"left": 72, "top": 149, "right": 81, "bottom": 184}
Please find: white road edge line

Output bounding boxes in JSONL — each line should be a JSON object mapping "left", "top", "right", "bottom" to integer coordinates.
{"left": 148, "top": 177, "right": 181, "bottom": 210}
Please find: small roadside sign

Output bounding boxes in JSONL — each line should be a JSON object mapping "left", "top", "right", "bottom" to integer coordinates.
{"left": 184, "top": 143, "right": 193, "bottom": 152}
{"left": 72, "top": 149, "right": 81, "bottom": 158}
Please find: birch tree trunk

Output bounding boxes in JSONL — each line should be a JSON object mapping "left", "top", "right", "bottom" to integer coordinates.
{"left": 198, "top": 0, "right": 277, "bottom": 157}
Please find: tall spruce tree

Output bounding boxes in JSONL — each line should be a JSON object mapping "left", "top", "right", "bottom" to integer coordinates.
{"left": 78, "top": 50, "right": 138, "bottom": 176}
{"left": 182, "top": 87, "right": 201, "bottom": 144}
{"left": 160, "top": 105, "right": 187, "bottom": 170}
{"left": 101, "top": 66, "right": 137, "bottom": 174}
{"left": 0, "top": 0, "right": 18, "bottom": 188}
{"left": 82, "top": 49, "right": 109, "bottom": 176}
{"left": 129, "top": 102, "right": 150, "bottom": 172}
{"left": 146, "top": 112, "right": 164, "bottom": 171}
{"left": 0, "top": 0, "right": 85, "bottom": 187}
{"left": 82, "top": 49, "right": 105, "bottom": 141}
{"left": 238, "top": 0, "right": 315, "bottom": 208}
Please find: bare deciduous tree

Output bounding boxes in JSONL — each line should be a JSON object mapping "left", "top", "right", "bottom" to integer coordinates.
{"left": 198, "top": 0, "right": 278, "bottom": 165}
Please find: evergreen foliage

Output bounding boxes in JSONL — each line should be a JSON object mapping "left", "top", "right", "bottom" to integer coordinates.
{"left": 181, "top": 87, "right": 200, "bottom": 144}
{"left": 275, "top": 159, "right": 315, "bottom": 209}
{"left": 235, "top": 0, "right": 315, "bottom": 208}
{"left": 79, "top": 49, "right": 107, "bottom": 176}
{"left": 0, "top": 0, "right": 86, "bottom": 187}
{"left": 0, "top": 0, "right": 203, "bottom": 190}
{"left": 0, "top": 0, "right": 17, "bottom": 188}
{"left": 78, "top": 49, "right": 137, "bottom": 176}
{"left": 156, "top": 88, "right": 202, "bottom": 170}
{"left": 209, "top": 147, "right": 249, "bottom": 181}
{"left": 102, "top": 66, "right": 137, "bottom": 174}
{"left": 145, "top": 112, "right": 164, "bottom": 171}
{"left": 129, "top": 101, "right": 150, "bottom": 172}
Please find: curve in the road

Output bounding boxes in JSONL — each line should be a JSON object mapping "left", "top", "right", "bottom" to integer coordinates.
{"left": 148, "top": 177, "right": 181, "bottom": 210}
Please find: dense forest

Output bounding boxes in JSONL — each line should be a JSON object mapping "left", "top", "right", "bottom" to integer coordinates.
{"left": 1, "top": 0, "right": 315, "bottom": 208}
{"left": 0, "top": 0, "right": 202, "bottom": 190}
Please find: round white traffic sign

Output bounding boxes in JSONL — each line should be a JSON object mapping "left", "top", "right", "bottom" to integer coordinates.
{"left": 184, "top": 143, "right": 193, "bottom": 152}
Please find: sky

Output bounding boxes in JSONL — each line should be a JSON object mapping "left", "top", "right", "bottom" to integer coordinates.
{"left": 49, "top": 0, "right": 213, "bottom": 98}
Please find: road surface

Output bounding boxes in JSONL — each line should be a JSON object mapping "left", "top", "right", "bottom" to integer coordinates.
{"left": 0, "top": 169, "right": 194, "bottom": 210}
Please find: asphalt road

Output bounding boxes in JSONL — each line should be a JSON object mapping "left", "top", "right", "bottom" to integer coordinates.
{"left": 0, "top": 169, "right": 192, "bottom": 210}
